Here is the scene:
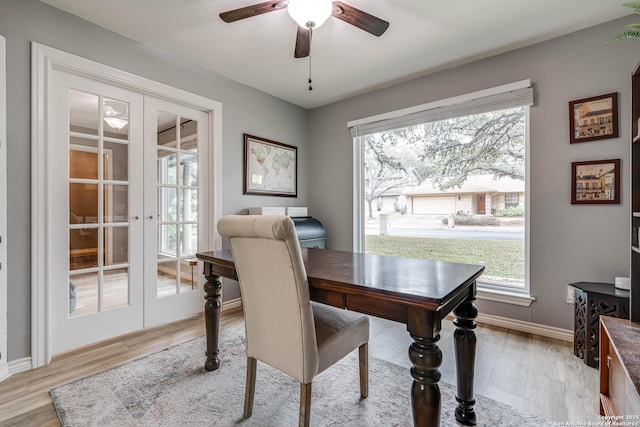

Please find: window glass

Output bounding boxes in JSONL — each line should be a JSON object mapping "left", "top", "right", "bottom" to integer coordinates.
{"left": 363, "top": 106, "right": 526, "bottom": 292}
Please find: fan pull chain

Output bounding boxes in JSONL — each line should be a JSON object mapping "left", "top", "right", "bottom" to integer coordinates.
{"left": 308, "top": 27, "right": 313, "bottom": 91}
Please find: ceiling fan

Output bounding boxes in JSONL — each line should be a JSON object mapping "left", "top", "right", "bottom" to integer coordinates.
{"left": 219, "top": 0, "right": 389, "bottom": 59}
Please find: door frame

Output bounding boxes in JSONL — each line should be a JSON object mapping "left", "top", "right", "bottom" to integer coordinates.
{"left": 31, "top": 43, "right": 223, "bottom": 367}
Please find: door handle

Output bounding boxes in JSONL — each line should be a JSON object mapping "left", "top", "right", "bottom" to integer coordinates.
{"left": 132, "top": 215, "right": 139, "bottom": 220}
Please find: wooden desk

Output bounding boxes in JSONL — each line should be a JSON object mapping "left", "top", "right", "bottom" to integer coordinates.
{"left": 196, "top": 248, "right": 485, "bottom": 426}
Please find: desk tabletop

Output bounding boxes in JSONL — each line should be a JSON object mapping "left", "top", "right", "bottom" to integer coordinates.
{"left": 197, "top": 247, "right": 484, "bottom": 308}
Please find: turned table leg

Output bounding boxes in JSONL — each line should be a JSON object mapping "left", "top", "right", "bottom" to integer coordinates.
{"left": 453, "top": 298, "right": 478, "bottom": 425}
{"left": 408, "top": 333, "right": 442, "bottom": 426}
{"left": 407, "top": 308, "right": 443, "bottom": 426}
{"left": 203, "top": 265, "right": 222, "bottom": 371}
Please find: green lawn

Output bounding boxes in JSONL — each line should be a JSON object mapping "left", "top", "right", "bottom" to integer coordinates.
{"left": 365, "top": 235, "right": 524, "bottom": 282}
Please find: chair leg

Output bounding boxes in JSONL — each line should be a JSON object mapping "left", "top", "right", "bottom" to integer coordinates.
{"left": 244, "top": 357, "right": 257, "bottom": 419}
{"left": 299, "top": 382, "right": 312, "bottom": 427}
{"left": 359, "top": 342, "right": 369, "bottom": 399}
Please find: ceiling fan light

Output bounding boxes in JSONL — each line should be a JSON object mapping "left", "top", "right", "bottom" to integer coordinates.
{"left": 287, "top": 0, "right": 333, "bottom": 29}
{"left": 103, "top": 99, "right": 129, "bottom": 130}
{"left": 104, "top": 116, "right": 128, "bottom": 130}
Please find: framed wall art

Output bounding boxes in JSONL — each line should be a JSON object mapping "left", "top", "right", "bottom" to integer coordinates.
{"left": 569, "top": 92, "right": 618, "bottom": 143}
{"left": 243, "top": 134, "right": 297, "bottom": 197}
{"left": 571, "top": 158, "right": 620, "bottom": 204}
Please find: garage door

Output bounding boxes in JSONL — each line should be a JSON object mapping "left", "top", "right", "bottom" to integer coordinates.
{"left": 412, "top": 196, "right": 456, "bottom": 214}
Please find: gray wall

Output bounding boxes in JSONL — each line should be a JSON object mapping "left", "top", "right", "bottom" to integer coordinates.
{"left": 307, "top": 16, "right": 638, "bottom": 331}
{"left": 1, "top": 0, "right": 308, "bottom": 361}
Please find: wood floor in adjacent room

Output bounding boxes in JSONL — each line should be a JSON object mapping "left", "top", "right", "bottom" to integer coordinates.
{"left": 0, "top": 308, "right": 598, "bottom": 426}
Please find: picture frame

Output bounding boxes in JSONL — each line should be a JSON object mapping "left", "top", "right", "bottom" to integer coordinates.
{"left": 243, "top": 134, "right": 297, "bottom": 197}
{"left": 569, "top": 92, "right": 618, "bottom": 143}
{"left": 571, "top": 159, "right": 620, "bottom": 204}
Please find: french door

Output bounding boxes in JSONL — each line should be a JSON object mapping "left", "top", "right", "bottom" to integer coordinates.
{"left": 143, "top": 97, "right": 208, "bottom": 326}
{"left": 50, "top": 72, "right": 144, "bottom": 353}
{"left": 49, "top": 71, "right": 208, "bottom": 355}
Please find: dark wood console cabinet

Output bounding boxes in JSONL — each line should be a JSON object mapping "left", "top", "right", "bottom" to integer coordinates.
{"left": 571, "top": 282, "right": 629, "bottom": 368}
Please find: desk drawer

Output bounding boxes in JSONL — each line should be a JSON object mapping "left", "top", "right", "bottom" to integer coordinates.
{"left": 311, "top": 288, "right": 345, "bottom": 308}
{"left": 310, "top": 289, "right": 408, "bottom": 323}
{"left": 346, "top": 294, "right": 407, "bottom": 323}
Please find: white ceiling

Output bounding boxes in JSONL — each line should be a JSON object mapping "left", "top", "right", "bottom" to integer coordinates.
{"left": 41, "top": 0, "right": 631, "bottom": 109}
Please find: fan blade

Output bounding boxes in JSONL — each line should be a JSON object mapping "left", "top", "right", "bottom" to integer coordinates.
{"left": 294, "top": 26, "right": 311, "bottom": 58}
{"left": 219, "top": 1, "right": 287, "bottom": 23}
{"left": 331, "top": 1, "right": 389, "bottom": 36}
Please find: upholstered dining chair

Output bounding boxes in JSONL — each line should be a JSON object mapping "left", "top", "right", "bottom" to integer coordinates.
{"left": 217, "top": 215, "right": 369, "bottom": 426}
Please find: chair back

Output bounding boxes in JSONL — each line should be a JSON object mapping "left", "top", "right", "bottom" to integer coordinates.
{"left": 217, "top": 215, "right": 319, "bottom": 383}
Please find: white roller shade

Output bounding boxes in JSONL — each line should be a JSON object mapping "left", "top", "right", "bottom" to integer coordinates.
{"left": 349, "top": 80, "right": 534, "bottom": 137}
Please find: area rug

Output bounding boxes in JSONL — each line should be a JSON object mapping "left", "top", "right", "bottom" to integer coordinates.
{"left": 51, "top": 322, "right": 552, "bottom": 426}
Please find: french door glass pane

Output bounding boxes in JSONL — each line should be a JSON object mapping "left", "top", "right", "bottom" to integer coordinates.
{"left": 104, "top": 226, "right": 128, "bottom": 266}
{"left": 69, "top": 90, "right": 98, "bottom": 136}
{"left": 180, "top": 153, "right": 198, "bottom": 186}
{"left": 180, "top": 259, "right": 198, "bottom": 290}
{"left": 103, "top": 184, "right": 129, "bottom": 223}
{"left": 103, "top": 268, "right": 129, "bottom": 310}
{"left": 179, "top": 189, "right": 197, "bottom": 221}
{"left": 157, "top": 260, "right": 178, "bottom": 296}
{"left": 69, "top": 183, "right": 98, "bottom": 224}
{"left": 180, "top": 224, "right": 198, "bottom": 257}
{"left": 181, "top": 119, "right": 198, "bottom": 152}
{"left": 158, "top": 224, "right": 177, "bottom": 254}
{"left": 158, "top": 153, "right": 177, "bottom": 185}
{"left": 158, "top": 187, "right": 177, "bottom": 222}
{"left": 104, "top": 140, "right": 129, "bottom": 181}
{"left": 157, "top": 111, "right": 177, "bottom": 148}
{"left": 69, "top": 228, "right": 98, "bottom": 270}
{"left": 102, "top": 98, "right": 129, "bottom": 140}
{"left": 69, "top": 272, "right": 99, "bottom": 316}
{"left": 69, "top": 142, "right": 99, "bottom": 179}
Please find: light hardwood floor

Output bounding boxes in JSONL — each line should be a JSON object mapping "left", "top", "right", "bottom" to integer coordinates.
{"left": 0, "top": 308, "right": 598, "bottom": 426}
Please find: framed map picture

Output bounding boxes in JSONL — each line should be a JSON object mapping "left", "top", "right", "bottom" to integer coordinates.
{"left": 243, "top": 134, "right": 297, "bottom": 197}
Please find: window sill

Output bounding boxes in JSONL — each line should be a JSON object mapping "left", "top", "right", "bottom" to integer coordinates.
{"left": 476, "top": 287, "right": 535, "bottom": 307}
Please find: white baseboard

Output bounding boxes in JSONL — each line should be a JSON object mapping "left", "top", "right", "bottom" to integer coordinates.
{"left": 473, "top": 313, "right": 573, "bottom": 342}
{"left": 222, "top": 298, "right": 242, "bottom": 312}
{"left": 7, "top": 357, "right": 31, "bottom": 376}
{"left": 0, "top": 362, "right": 8, "bottom": 382}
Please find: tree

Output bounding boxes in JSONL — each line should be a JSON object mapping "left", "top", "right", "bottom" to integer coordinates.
{"left": 374, "top": 107, "right": 525, "bottom": 191}
{"left": 363, "top": 133, "right": 431, "bottom": 219}
{"left": 423, "top": 108, "right": 525, "bottom": 190}
{"left": 363, "top": 107, "right": 525, "bottom": 217}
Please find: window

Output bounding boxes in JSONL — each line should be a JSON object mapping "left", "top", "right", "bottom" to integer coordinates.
{"left": 350, "top": 80, "right": 532, "bottom": 296}
{"left": 505, "top": 193, "right": 519, "bottom": 208}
